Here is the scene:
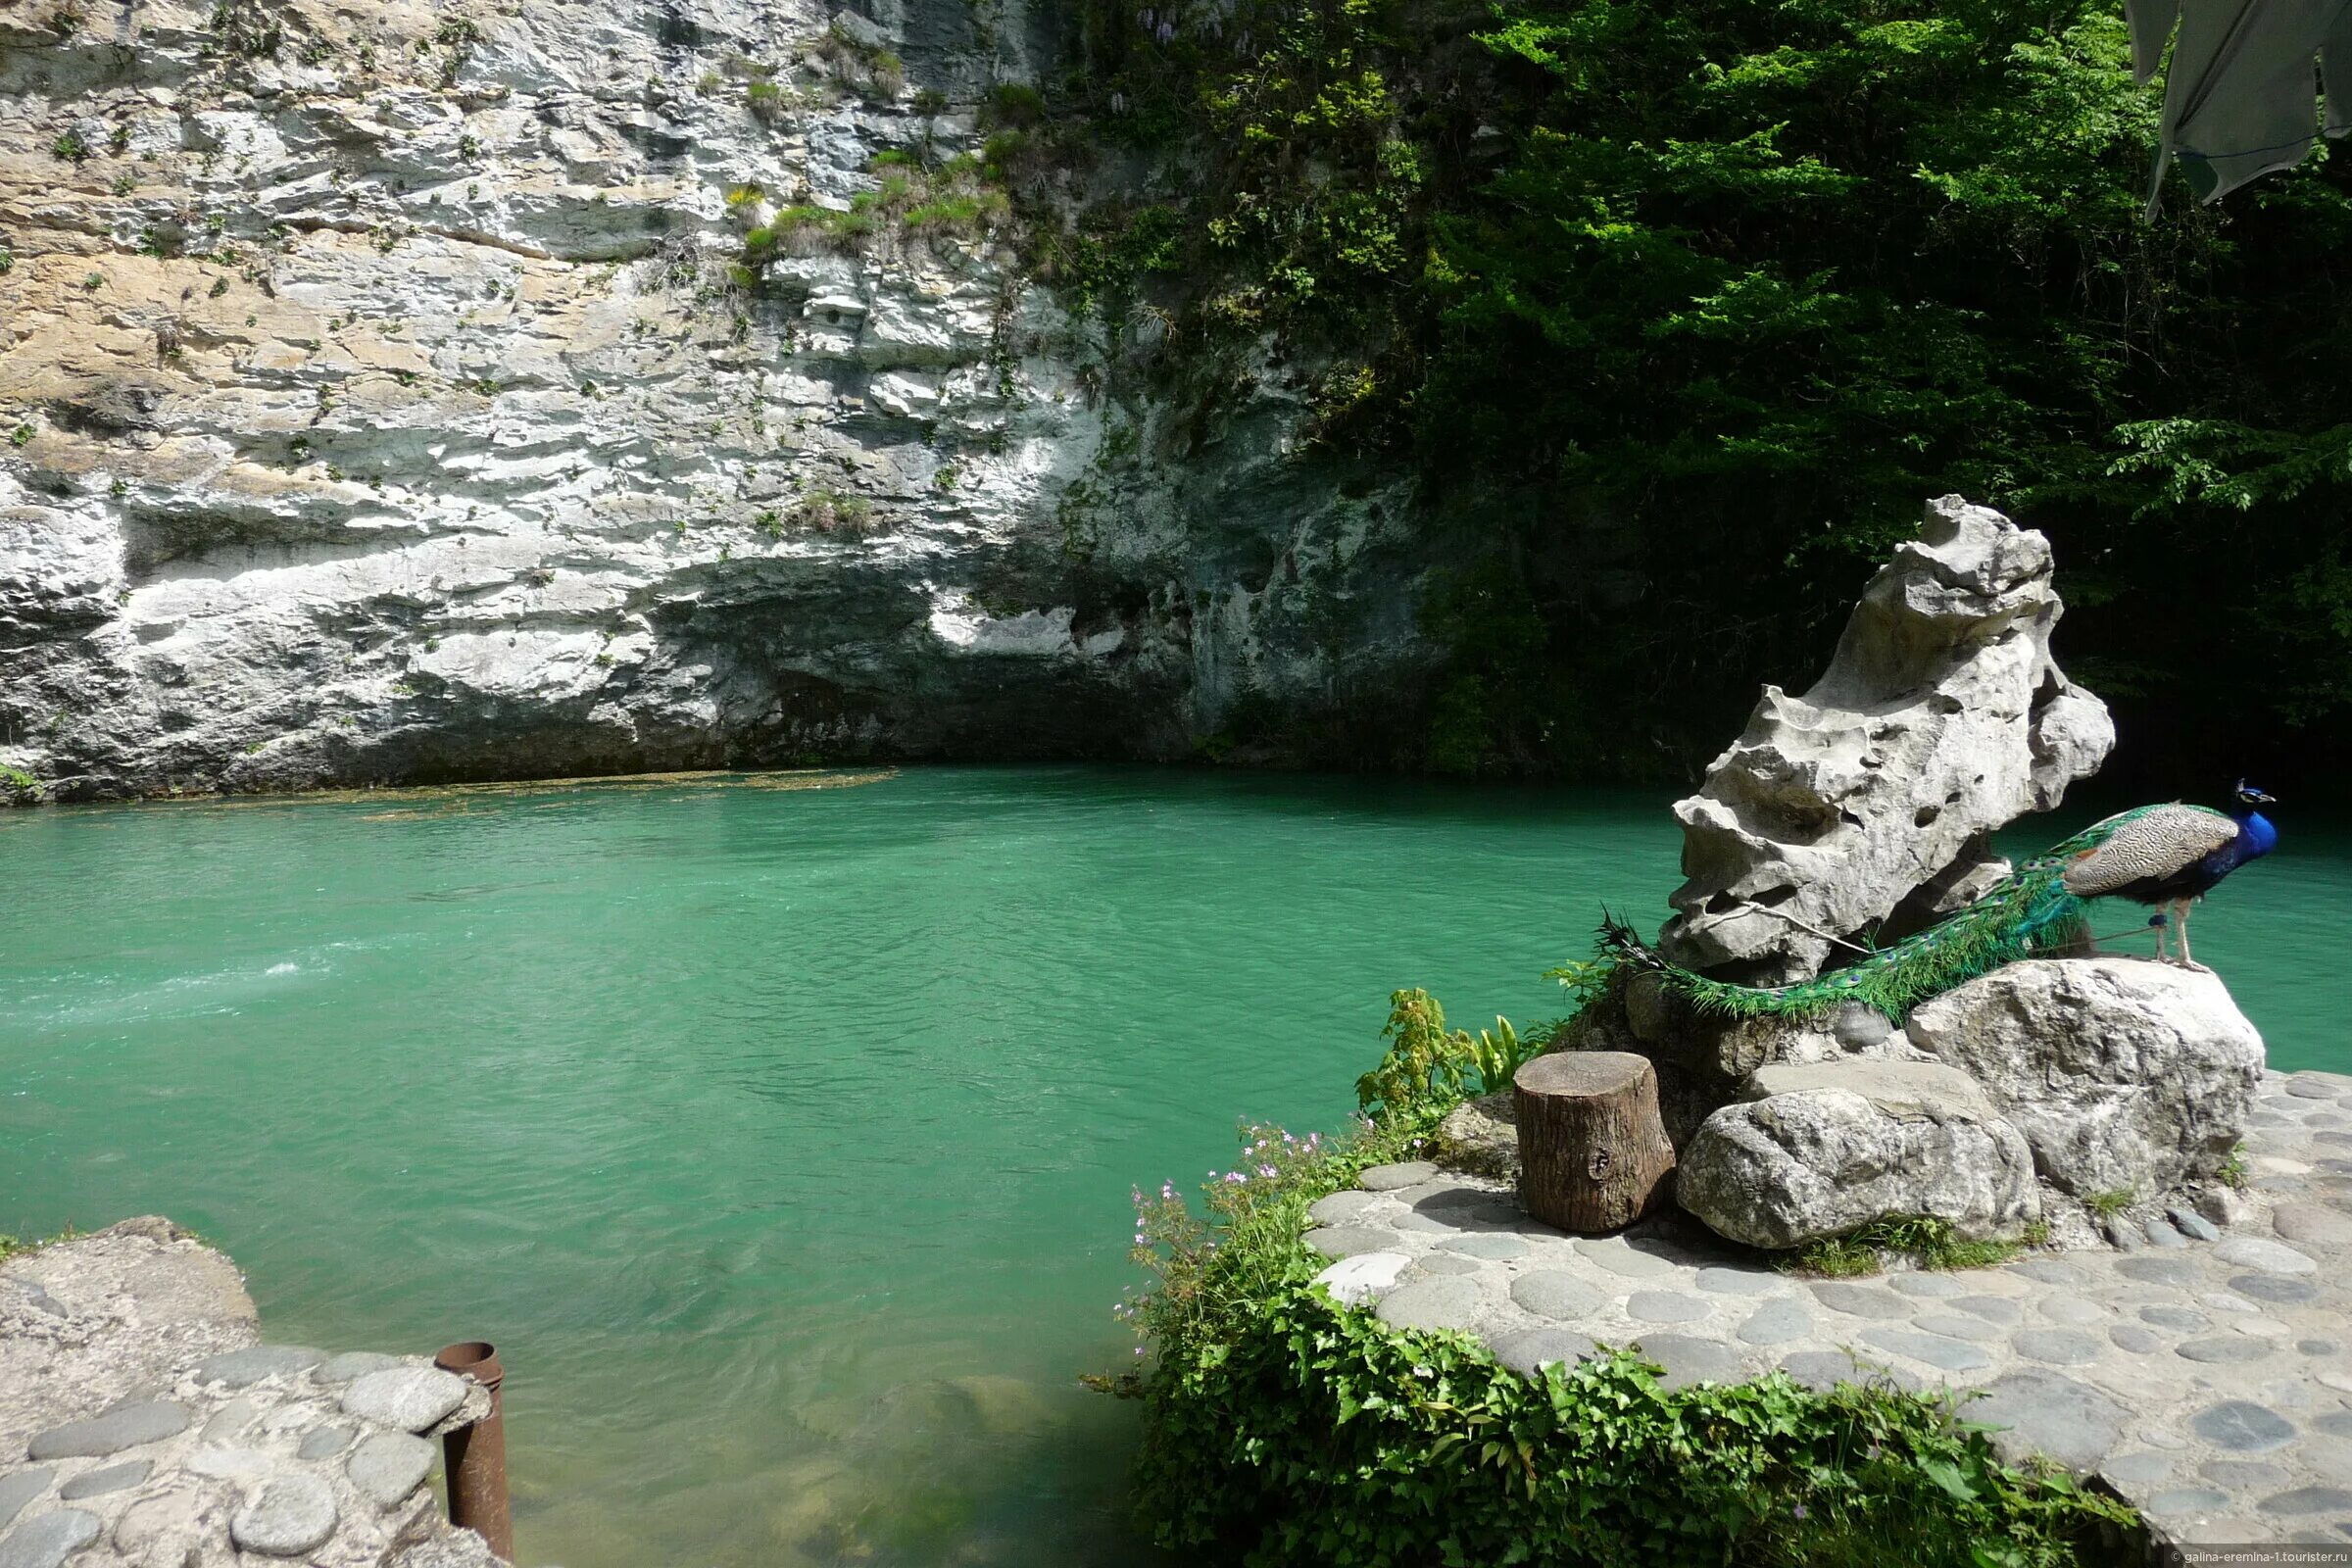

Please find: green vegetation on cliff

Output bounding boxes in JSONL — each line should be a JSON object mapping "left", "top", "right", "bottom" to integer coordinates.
{"left": 1032, "top": 0, "right": 2352, "bottom": 789}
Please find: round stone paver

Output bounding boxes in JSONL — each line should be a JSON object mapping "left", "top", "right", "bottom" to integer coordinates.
{"left": 1358, "top": 1161, "right": 1439, "bottom": 1192}
{"left": 0, "top": 1473, "right": 52, "bottom": 1531}
{"left": 2259, "top": 1485, "right": 2352, "bottom": 1514}
{"left": 1779, "top": 1349, "right": 1918, "bottom": 1395}
{"left": 346, "top": 1431, "right": 437, "bottom": 1507}
{"left": 1912, "top": 1312, "right": 2002, "bottom": 1344}
{"left": 1436, "top": 1233, "right": 1528, "bottom": 1261}
{"left": 230, "top": 1472, "right": 338, "bottom": 1557}
{"left": 1390, "top": 1210, "right": 1457, "bottom": 1235}
{"left": 57, "top": 1460, "right": 150, "bottom": 1501}
{"left": 1510, "top": 1272, "right": 1602, "bottom": 1322}
{"left": 1887, "top": 1272, "right": 1965, "bottom": 1299}
{"left": 295, "top": 1424, "right": 358, "bottom": 1461}
{"left": 2035, "top": 1296, "right": 2106, "bottom": 1327}
{"left": 1737, "top": 1299, "right": 1811, "bottom": 1346}
{"left": 2141, "top": 1304, "right": 2207, "bottom": 1331}
{"left": 1306, "top": 1226, "right": 1400, "bottom": 1261}
{"left": 2177, "top": 1337, "right": 2277, "bottom": 1364}
{"left": 2270, "top": 1203, "right": 2352, "bottom": 1248}
{"left": 24, "top": 1400, "right": 192, "bottom": 1461}
{"left": 1631, "top": 1334, "right": 1741, "bottom": 1390}
{"left": 1490, "top": 1328, "right": 1598, "bottom": 1379}
{"left": 2201, "top": 1459, "right": 2288, "bottom": 1491}
{"left": 1305, "top": 1191, "right": 1380, "bottom": 1226}
{"left": 1414, "top": 1253, "right": 1484, "bottom": 1277}
{"left": 337, "top": 1368, "right": 467, "bottom": 1433}
{"left": 1573, "top": 1237, "right": 1682, "bottom": 1279}
{"left": 2229, "top": 1273, "right": 2322, "bottom": 1305}
{"left": 1969, "top": 1371, "right": 2128, "bottom": 1468}
{"left": 1809, "top": 1282, "right": 1909, "bottom": 1319}
{"left": 2192, "top": 1401, "right": 2296, "bottom": 1453}
{"left": 2102, "top": 1450, "right": 2173, "bottom": 1485}
{"left": 2114, "top": 1255, "right": 2201, "bottom": 1289}
{"left": 2013, "top": 1329, "right": 2104, "bottom": 1366}
{"left": 2011, "top": 1258, "right": 2091, "bottom": 1287}
{"left": 0, "top": 1508, "right": 101, "bottom": 1568}
{"left": 1693, "top": 1265, "right": 1786, "bottom": 1297}
{"left": 2214, "top": 1237, "right": 2318, "bottom": 1276}
{"left": 2170, "top": 1208, "right": 2222, "bottom": 1243}
{"left": 1315, "top": 1251, "right": 1412, "bottom": 1305}
{"left": 2148, "top": 1487, "right": 2231, "bottom": 1513}
{"left": 1951, "top": 1295, "right": 2024, "bottom": 1324}
{"left": 1627, "top": 1292, "right": 1709, "bottom": 1324}
{"left": 1864, "top": 1328, "right": 1991, "bottom": 1372}
{"left": 2109, "top": 1325, "right": 2164, "bottom": 1354}
{"left": 313, "top": 1351, "right": 405, "bottom": 1385}
{"left": 1375, "top": 1277, "right": 1485, "bottom": 1333}
{"left": 194, "top": 1346, "right": 326, "bottom": 1389}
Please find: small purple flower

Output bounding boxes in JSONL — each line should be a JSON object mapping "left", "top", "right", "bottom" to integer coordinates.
{"left": 1257, "top": 1164, "right": 1277, "bottom": 1178}
{"left": 1223, "top": 1170, "right": 1248, "bottom": 1183}
{"left": 1791, "top": 1503, "right": 1809, "bottom": 1521}
{"left": 1156, "top": 21, "right": 1174, "bottom": 42}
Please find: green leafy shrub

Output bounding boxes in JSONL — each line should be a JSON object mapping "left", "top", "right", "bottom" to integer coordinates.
{"left": 1135, "top": 1280, "right": 2136, "bottom": 1567}
{"left": 51, "top": 129, "right": 89, "bottom": 162}
{"left": 745, "top": 78, "right": 786, "bottom": 121}
{"left": 1354, "top": 988, "right": 1538, "bottom": 1121}
{"left": 1105, "top": 1104, "right": 2136, "bottom": 1567}
{"left": 794, "top": 489, "right": 876, "bottom": 533}
{"left": 984, "top": 81, "right": 1046, "bottom": 127}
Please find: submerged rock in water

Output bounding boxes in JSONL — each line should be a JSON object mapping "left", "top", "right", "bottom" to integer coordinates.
{"left": 1659, "top": 495, "right": 2113, "bottom": 983}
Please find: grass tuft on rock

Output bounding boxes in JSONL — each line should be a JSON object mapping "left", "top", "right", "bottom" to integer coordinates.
{"left": 1789, "top": 1216, "right": 2029, "bottom": 1278}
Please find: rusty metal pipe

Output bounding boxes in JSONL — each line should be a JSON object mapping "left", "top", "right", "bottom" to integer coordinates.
{"left": 434, "top": 1340, "right": 514, "bottom": 1560}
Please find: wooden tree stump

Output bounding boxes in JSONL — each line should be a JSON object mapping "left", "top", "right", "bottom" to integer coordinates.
{"left": 1514, "top": 1052, "right": 1677, "bottom": 1234}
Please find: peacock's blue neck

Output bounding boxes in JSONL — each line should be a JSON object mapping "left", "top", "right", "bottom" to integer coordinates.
{"left": 2238, "top": 808, "right": 2277, "bottom": 859}
{"left": 2218, "top": 808, "right": 2279, "bottom": 870}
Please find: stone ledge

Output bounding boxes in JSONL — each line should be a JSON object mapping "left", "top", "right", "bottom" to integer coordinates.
{"left": 1322, "top": 1067, "right": 2352, "bottom": 1553}
{"left": 0, "top": 1220, "right": 506, "bottom": 1568}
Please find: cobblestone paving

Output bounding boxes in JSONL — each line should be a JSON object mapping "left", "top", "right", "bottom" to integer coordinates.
{"left": 1313, "top": 1068, "right": 2352, "bottom": 1550}
{"left": 0, "top": 1348, "right": 501, "bottom": 1568}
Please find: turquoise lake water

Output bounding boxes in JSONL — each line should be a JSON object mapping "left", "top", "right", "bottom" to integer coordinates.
{"left": 3, "top": 767, "right": 2343, "bottom": 1566}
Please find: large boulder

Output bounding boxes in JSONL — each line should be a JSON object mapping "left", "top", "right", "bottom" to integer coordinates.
{"left": 1904, "top": 958, "right": 2262, "bottom": 1199}
{"left": 1677, "top": 1059, "right": 2041, "bottom": 1250}
{"left": 1660, "top": 496, "right": 2113, "bottom": 982}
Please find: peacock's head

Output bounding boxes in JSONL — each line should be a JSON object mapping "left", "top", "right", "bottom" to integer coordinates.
{"left": 2233, "top": 778, "right": 2278, "bottom": 808}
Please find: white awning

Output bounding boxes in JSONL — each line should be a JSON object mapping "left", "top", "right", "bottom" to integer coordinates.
{"left": 2129, "top": 0, "right": 2352, "bottom": 217}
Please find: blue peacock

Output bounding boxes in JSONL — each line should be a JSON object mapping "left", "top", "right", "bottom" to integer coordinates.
{"left": 1604, "top": 781, "right": 2279, "bottom": 1023}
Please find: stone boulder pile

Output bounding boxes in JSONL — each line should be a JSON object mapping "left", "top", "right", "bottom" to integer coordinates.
{"left": 1549, "top": 497, "right": 2266, "bottom": 1257}
{"left": 1675, "top": 960, "right": 2265, "bottom": 1249}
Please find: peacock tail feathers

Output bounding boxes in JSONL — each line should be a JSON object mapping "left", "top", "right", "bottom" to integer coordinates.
{"left": 1592, "top": 814, "right": 2161, "bottom": 1022}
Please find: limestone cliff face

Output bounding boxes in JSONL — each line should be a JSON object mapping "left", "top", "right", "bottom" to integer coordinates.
{"left": 0, "top": 0, "right": 1426, "bottom": 798}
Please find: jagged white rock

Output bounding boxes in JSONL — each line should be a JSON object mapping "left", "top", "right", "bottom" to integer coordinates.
{"left": 1658, "top": 495, "right": 2114, "bottom": 982}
